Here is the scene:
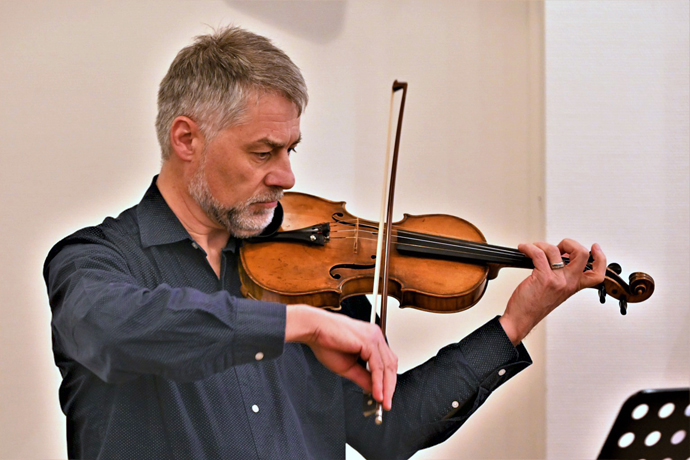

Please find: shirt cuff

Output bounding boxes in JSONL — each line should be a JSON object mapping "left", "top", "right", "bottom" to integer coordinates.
{"left": 230, "top": 298, "right": 286, "bottom": 365}
{"left": 433, "top": 316, "right": 532, "bottom": 420}
{"left": 458, "top": 315, "right": 532, "bottom": 389}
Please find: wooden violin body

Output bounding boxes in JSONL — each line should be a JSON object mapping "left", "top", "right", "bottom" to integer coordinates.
{"left": 239, "top": 192, "right": 654, "bottom": 314}
{"left": 241, "top": 192, "right": 492, "bottom": 312}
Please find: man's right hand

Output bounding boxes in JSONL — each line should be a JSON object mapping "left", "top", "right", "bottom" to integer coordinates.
{"left": 285, "top": 304, "right": 398, "bottom": 411}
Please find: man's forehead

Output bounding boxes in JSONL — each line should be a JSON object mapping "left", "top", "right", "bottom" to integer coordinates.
{"left": 229, "top": 93, "right": 301, "bottom": 146}
{"left": 246, "top": 133, "right": 302, "bottom": 149}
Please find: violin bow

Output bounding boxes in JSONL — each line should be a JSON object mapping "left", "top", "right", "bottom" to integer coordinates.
{"left": 365, "top": 80, "right": 408, "bottom": 425}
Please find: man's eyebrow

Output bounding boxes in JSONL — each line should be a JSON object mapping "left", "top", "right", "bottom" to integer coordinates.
{"left": 248, "top": 135, "right": 302, "bottom": 150}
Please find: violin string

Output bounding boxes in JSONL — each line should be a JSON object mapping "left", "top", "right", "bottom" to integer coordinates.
{"left": 328, "top": 223, "right": 597, "bottom": 270}
{"left": 328, "top": 226, "right": 529, "bottom": 265}
{"left": 331, "top": 219, "right": 525, "bottom": 257}
{"left": 330, "top": 228, "right": 525, "bottom": 260}
{"left": 329, "top": 224, "right": 528, "bottom": 263}
{"left": 329, "top": 229, "right": 595, "bottom": 271}
{"left": 329, "top": 222, "right": 509, "bottom": 252}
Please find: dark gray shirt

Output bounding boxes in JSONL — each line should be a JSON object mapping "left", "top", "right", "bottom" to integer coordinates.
{"left": 44, "top": 177, "right": 531, "bottom": 459}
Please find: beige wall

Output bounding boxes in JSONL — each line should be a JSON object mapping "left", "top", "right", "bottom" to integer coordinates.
{"left": 544, "top": 2, "right": 690, "bottom": 458}
{"left": 0, "top": 2, "right": 545, "bottom": 459}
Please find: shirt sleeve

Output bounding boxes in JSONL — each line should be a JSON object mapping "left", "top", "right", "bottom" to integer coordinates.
{"left": 344, "top": 316, "right": 532, "bottom": 459}
{"left": 45, "top": 240, "right": 287, "bottom": 384}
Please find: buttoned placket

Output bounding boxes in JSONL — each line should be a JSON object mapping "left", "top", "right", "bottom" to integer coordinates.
{"left": 183, "top": 236, "right": 279, "bottom": 458}
{"left": 219, "top": 243, "right": 270, "bottom": 458}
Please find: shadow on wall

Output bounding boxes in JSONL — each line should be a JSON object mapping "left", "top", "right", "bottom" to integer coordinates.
{"left": 226, "top": 1, "right": 347, "bottom": 44}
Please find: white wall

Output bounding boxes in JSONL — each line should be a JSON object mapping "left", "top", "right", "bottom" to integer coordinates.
{"left": 0, "top": 1, "right": 546, "bottom": 459}
{"left": 544, "top": 1, "right": 690, "bottom": 458}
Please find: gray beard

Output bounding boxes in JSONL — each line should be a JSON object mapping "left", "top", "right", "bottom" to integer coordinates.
{"left": 188, "top": 166, "right": 282, "bottom": 238}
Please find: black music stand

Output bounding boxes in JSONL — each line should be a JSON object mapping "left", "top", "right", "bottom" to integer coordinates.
{"left": 598, "top": 388, "right": 689, "bottom": 459}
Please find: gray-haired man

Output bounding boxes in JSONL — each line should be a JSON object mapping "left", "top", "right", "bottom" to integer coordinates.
{"left": 44, "top": 26, "right": 606, "bottom": 459}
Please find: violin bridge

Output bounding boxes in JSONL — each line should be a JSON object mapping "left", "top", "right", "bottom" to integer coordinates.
{"left": 353, "top": 218, "right": 360, "bottom": 254}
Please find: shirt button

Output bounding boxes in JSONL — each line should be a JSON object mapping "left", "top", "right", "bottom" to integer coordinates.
{"left": 498, "top": 369, "right": 507, "bottom": 377}
{"left": 255, "top": 352, "right": 264, "bottom": 361}
{"left": 251, "top": 404, "right": 259, "bottom": 413}
{"left": 191, "top": 242, "right": 199, "bottom": 249}
{"left": 451, "top": 400, "right": 460, "bottom": 409}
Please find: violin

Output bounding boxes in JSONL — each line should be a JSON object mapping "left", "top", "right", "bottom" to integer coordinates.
{"left": 239, "top": 191, "right": 655, "bottom": 316}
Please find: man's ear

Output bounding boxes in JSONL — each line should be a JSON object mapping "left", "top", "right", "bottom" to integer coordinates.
{"left": 170, "top": 116, "right": 202, "bottom": 162}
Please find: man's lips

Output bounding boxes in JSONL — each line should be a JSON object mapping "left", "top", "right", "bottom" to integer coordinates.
{"left": 252, "top": 201, "right": 278, "bottom": 209}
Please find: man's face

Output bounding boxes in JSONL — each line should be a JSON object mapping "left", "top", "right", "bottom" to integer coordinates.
{"left": 188, "top": 93, "right": 300, "bottom": 237}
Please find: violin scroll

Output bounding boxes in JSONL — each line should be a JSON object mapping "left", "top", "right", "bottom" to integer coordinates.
{"left": 598, "top": 263, "right": 655, "bottom": 315}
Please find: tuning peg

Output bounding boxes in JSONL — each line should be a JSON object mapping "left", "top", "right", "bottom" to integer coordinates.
{"left": 608, "top": 263, "right": 622, "bottom": 275}
{"left": 619, "top": 297, "right": 628, "bottom": 315}
{"left": 598, "top": 284, "right": 607, "bottom": 304}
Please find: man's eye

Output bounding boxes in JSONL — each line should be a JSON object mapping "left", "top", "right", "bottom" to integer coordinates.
{"left": 254, "top": 152, "right": 271, "bottom": 159}
{"left": 288, "top": 147, "right": 297, "bottom": 154}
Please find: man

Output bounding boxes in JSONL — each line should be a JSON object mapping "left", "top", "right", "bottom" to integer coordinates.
{"left": 44, "top": 26, "right": 606, "bottom": 459}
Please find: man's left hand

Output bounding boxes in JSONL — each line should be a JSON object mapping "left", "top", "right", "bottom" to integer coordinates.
{"left": 499, "top": 239, "right": 607, "bottom": 345}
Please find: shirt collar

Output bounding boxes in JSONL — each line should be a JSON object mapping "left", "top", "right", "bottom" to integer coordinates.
{"left": 137, "top": 176, "right": 197, "bottom": 248}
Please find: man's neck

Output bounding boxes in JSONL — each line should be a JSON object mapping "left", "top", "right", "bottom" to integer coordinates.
{"left": 156, "top": 170, "right": 230, "bottom": 278}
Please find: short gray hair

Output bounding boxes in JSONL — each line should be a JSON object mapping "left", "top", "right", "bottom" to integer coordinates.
{"left": 155, "top": 26, "right": 308, "bottom": 160}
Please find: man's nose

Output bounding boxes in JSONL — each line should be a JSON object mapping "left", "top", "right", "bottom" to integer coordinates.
{"left": 265, "top": 151, "right": 295, "bottom": 190}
